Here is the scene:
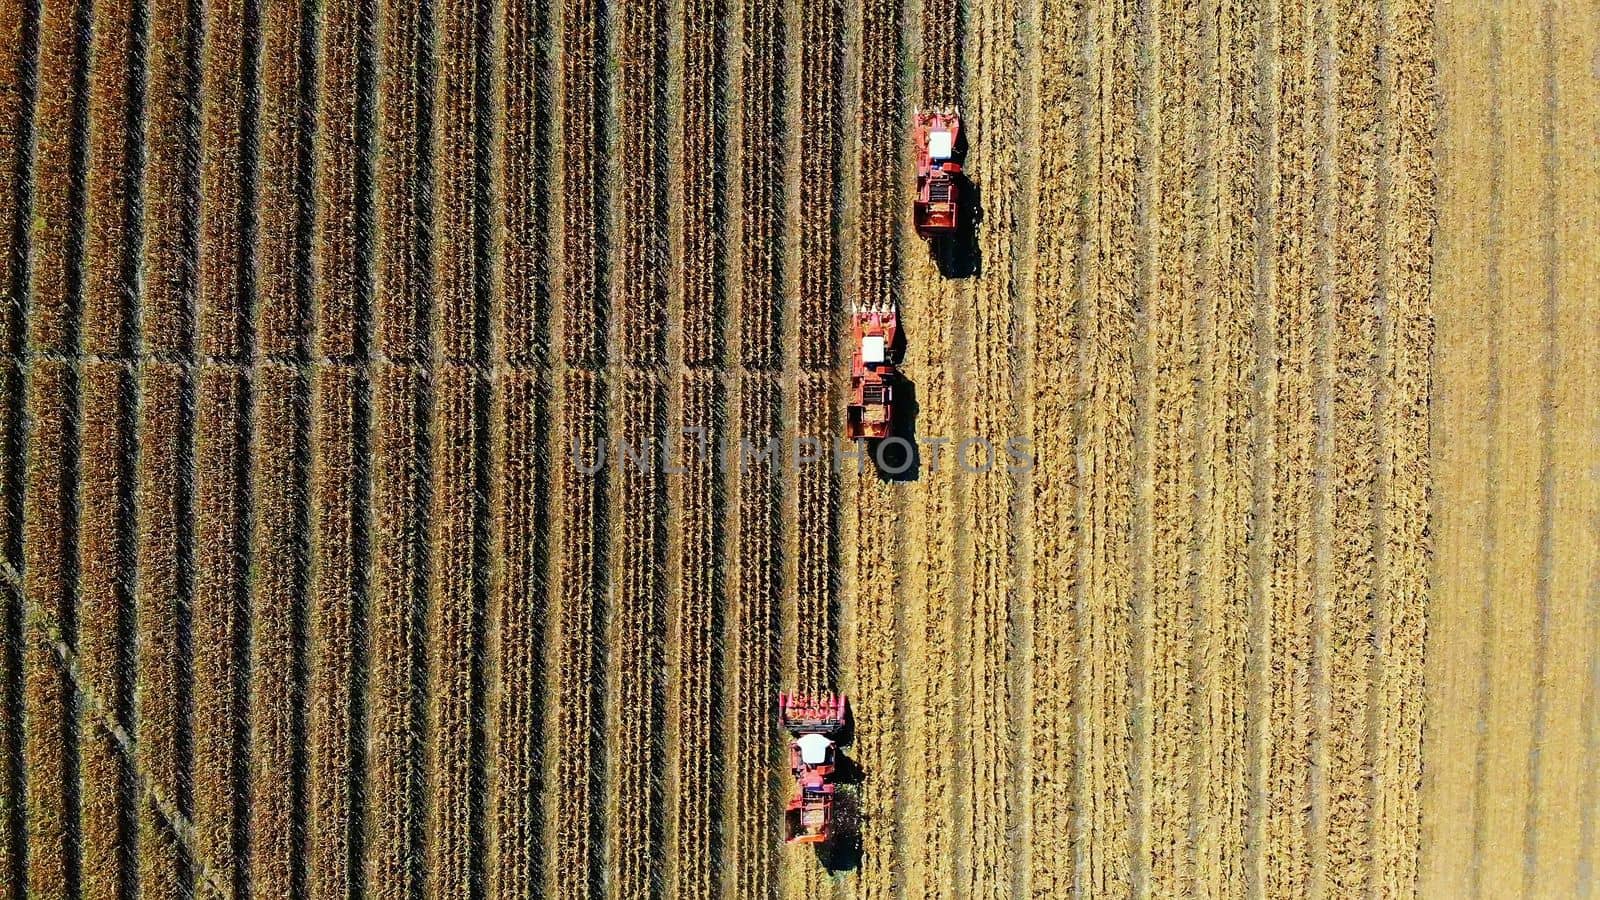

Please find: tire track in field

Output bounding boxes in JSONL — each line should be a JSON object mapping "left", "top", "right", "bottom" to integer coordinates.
{"left": 1025, "top": 1, "right": 1084, "bottom": 897}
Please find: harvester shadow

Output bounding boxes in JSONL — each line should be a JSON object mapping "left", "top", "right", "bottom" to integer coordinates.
{"left": 869, "top": 378, "right": 920, "bottom": 482}
{"left": 930, "top": 174, "right": 982, "bottom": 279}
{"left": 815, "top": 758, "right": 866, "bottom": 874}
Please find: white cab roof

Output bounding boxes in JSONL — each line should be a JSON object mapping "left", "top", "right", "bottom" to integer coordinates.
{"left": 797, "top": 733, "right": 832, "bottom": 765}
{"left": 928, "top": 130, "right": 953, "bottom": 161}
{"left": 862, "top": 335, "right": 886, "bottom": 364}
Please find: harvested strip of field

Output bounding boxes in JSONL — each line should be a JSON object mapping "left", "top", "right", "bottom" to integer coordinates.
{"left": 1143, "top": 1, "right": 1202, "bottom": 892}
{"left": 139, "top": 0, "right": 199, "bottom": 355}
{"left": 426, "top": 365, "right": 485, "bottom": 897}
{"left": 363, "top": 363, "right": 426, "bottom": 900}
{"left": 488, "top": 370, "right": 550, "bottom": 897}
{"left": 561, "top": 0, "right": 606, "bottom": 371}
{"left": 248, "top": 363, "right": 309, "bottom": 898}
{"left": 797, "top": 0, "right": 840, "bottom": 372}
{"left": 1024, "top": 0, "right": 1083, "bottom": 896}
{"left": 375, "top": 0, "right": 428, "bottom": 362}
{"left": 0, "top": 362, "right": 23, "bottom": 896}
{"left": 190, "top": 367, "right": 249, "bottom": 897}
{"left": 849, "top": 472, "right": 901, "bottom": 900}
{"left": 1371, "top": 1, "right": 1432, "bottom": 893}
{"left": 75, "top": 361, "right": 135, "bottom": 900}
{"left": 80, "top": 0, "right": 138, "bottom": 357}
{"left": 497, "top": 0, "right": 554, "bottom": 367}
{"left": 794, "top": 374, "right": 837, "bottom": 692}
{"left": 1263, "top": 1, "right": 1318, "bottom": 895}
{"left": 433, "top": 0, "right": 485, "bottom": 363}
{"left": 668, "top": 371, "right": 723, "bottom": 900}
{"left": 133, "top": 362, "right": 191, "bottom": 900}
{"left": 0, "top": 0, "right": 35, "bottom": 356}
{"left": 549, "top": 370, "right": 606, "bottom": 900}
{"left": 22, "top": 361, "right": 77, "bottom": 897}
{"left": 607, "top": 374, "right": 667, "bottom": 897}
{"left": 308, "top": 364, "right": 364, "bottom": 900}
{"left": 1326, "top": 1, "right": 1382, "bottom": 892}
{"left": 313, "top": 0, "right": 369, "bottom": 361}
{"left": 726, "top": 373, "right": 781, "bottom": 898}
{"left": 738, "top": 0, "right": 783, "bottom": 373}
{"left": 25, "top": 0, "right": 88, "bottom": 354}
{"left": 196, "top": 0, "right": 252, "bottom": 361}
{"left": 254, "top": 0, "right": 312, "bottom": 358}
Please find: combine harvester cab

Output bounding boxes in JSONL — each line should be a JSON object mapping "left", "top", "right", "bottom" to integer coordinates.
{"left": 913, "top": 108, "right": 963, "bottom": 239}
{"left": 778, "top": 692, "right": 849, "bottom": 845}
{"left": 847, "top": 304, "right": 902, "bottom": 441}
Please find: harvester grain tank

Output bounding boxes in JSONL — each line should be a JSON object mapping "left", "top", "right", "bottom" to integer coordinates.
{"left": 846, "top": 304, "right": 901, "bottom": 441}
{"left": 778, "top": 692, "right": 849, "bottom": 844}
{"left": 913, "top": 109, "right": 963, "bottom": 239}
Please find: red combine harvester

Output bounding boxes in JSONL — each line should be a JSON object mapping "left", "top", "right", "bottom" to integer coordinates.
{"left": 779, "top": 692, "right": 849, "bottom": 844}
{"left": 846, "top": 304, "right": 901, "bottom": 441}
{"left": 913, "top": 109, "right": 963, "bottom": 239}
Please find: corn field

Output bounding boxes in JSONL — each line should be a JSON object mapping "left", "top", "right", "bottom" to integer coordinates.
{"left": 0, "top": 0, "right": 1596, "bottom": 898}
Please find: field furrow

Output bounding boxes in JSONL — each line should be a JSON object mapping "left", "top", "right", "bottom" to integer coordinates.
{"left": 248, "top": 363, "right": 309, "bottom": 898}
{"left": 191, "top": 367, "right": 249, "bottom": 897}
{"left": 668, "top": 371, "right": 724, "bottom": 900}
{"left": 434, "top": 0, "right": 485, "bottom": 363}
{"left": 1075, "top": 0, "right": 1137, "bottom": 894}
{"left": 313, "top": 0, "right": 369, "bottom": 361}
{"left": 1194, "top": 5, "right": 1262, "bottom": 896}
{"left": 1144, "top": 2, "right": 1201, "bottom": 893}
{"left": 25, "top": 0, "right": 87, "bottom": 354}
{"left": 427, "top": 366, "right": 485, "bottom": 898}
{"left": 197, "top": 0, "right": 252, "bottom": 361}
{"left": 75, "top": 362, "right": 135, "bottom": 900}
{"left": 488, "top": 370, "right": 550, "bottom": 898}
{"left": 81, "top": 0, "right": 138, "bottom": 357}
{"left": 617, "top": 0, "right": 668, "bottom": 369}
{"left": 609, "top": 375, "right": 667, "bottom": 897}
{"left": 1025, "top": 1, "right": 1083, "bottom": 897}
{"left": 308, "top": 365, "right": 364, "bottom": 900}
{"left": 798, "top": 0, "right": 841, "bottom": 371}
{"left": 550, "top": 370, "right": 606, "bottom": 900}
{"left": 1371, "top": 1, "right": 1432, "bottom": 894}
{"left": 139, "top": 0, "right": 200, "bottom": 354}
{"left": 0, "top": 0, "right": 35, "bottom": 357}
{"left": 727, "top": 374, "right": 781, "bottom": 898}
{"left": 1326, "top": 0, "right": 1381, "bottom": 892}
{"left": 22, "top": 361, "right": 77, "bottom": 897}
{"left": 1265, "top": 1, "right": 1317, "bottom": 894}
{"left": 376, "top": 0, "right": 429, "bottom": 362}
{"left": 134, "top": 363, "right": 192, "bottom": 900}
{"left": 498, "top": 0, "right": 554, "bottom": 366}
{"left": 561, "top": 0, "right": 605, "bottom": 370}
{"left": 364, "top": 364, "right": 427, "bottom": 900}
{"left": 0, "top": 362, "right": 22, "bottom": 897}
{"left": 255, "top": 0, "right": 312, "bottom": 358}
